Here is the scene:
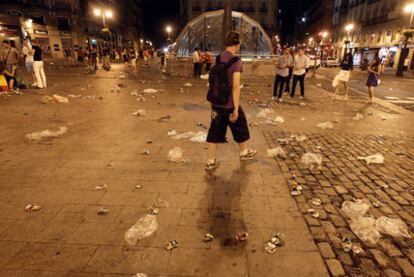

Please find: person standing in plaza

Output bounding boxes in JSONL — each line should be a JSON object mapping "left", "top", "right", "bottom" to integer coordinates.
{"left": 2, "top": 40, "right": 20, "bottom": 68}
{"left": 283, "top": 48, "right": 294, "bottom": 94}
{"left": 205, "top": 31, "right": 257, "bottom": 171}
{"left": 366, "top": 53, "right": 381, "bottom": 103}
{"left": 334, "top": 52, "right": 353, "bottom": 101}
{"left": 272, "top": 48, "right": 292, "bottom": 102}
{"left": 22, "top": 39, "right": 37, "bottom": 87}
{"left": 204, "top": 50, "right": 213, "bottom": 72}
{"left": 290, "top": 48, "right": 307, "bottom": 99}
{"left": 30, "top": 39, "right": 47, "bottom": 89}
{"left": 192, "top": 47, "right": 201, "bottom": 77}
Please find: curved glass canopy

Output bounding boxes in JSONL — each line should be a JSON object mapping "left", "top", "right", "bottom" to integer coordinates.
{"left": 175, "top": 10, "right": 272, "bottom": 57}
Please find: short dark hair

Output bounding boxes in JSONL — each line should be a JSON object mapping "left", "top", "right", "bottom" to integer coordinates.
{"left": 3, "top": 40, "right": 9, "bottom": 44}
{"left": 195, "top": 47, "right": 199, "bottom": 51}
{"left": 224, "top": 31, "right": 241, "bottom": 47}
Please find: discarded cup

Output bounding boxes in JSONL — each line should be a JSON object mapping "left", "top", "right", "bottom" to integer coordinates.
{"left": 203, "top": 233, "right": 214, "bottom": 242}
{"left": 95, "top": 184, "right": 108, "bottom": 190}
{"left": 24, "top": 204, "right": 42, "bottom": 212}
{"left": 265, "top": 242, "right": 278, "bottom": 254}
{"left": 165, "top": 240, "right": 179, "bottom": 250}
{"left": 97, "top": 207, "right": 110, "bottom": 215}
{"left": 142, "top": 150, "right": 150, "bottom": 155}
{"left": 147, "top": 208, "right": 159, "bottom": 215}
{"left": 308, "top": 208, "right": 320, "bottom": 218}
{"left": 311, "top": 198, "right": 322, "bottom": 206}
{"left": 341, "top": 237, "right": 352, "bottom": 252}
{"left": 234, "top": 232, "right": 249, "bottom": 241}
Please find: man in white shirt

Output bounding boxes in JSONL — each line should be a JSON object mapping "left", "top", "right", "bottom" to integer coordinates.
{"left": 291, "top": 48, "right": 307, "bottom": 99}
{"left": 22, "top": 39, "right": 37, "bottom": 87}
{"left": 273, "top": 48, "right": 293, "bottom": 102}
{"left": 192, "top": 47, "right": 201, "bottom": 77}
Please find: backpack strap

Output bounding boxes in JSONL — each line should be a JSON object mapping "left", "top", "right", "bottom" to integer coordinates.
{"left": 224, "top": 56, "right": 240, "bottom": 69}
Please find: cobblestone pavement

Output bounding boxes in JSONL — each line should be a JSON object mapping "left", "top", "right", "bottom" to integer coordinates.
{"left": 0, "top": 61, "right": 413, "bottom": 276}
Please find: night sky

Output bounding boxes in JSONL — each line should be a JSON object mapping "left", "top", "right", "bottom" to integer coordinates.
{"left": 142, "top": 0, "right": 180, "bottom": 47}
{"left": 141, "top": 0, "right": 314, "bottom": 47}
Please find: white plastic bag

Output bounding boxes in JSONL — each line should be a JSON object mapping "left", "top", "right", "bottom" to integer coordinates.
{"left": 167, "top": 147, "right": 184, "bottom": 162}
{"left": 52, "top": 94, "right": 69, "bottom": 103}
{"left": 341, "top": 200, "right": 370, "bottom": 219}
{"left": 357, "top": 154, "right": 384, "bottom": 165}
{"left": 172, "top": 132, "right": 195, "bottom": 140}
{"left": 350, "top": 217, "right": 381, "bottom": 245}
{"left": 200, "top": 74, "right": 209, "bottom": 80}
{"left": 26, "top": 126, "right": 68, "bottom": 140}
{"left": 332, "top": 75, "right": 339, "bottom": 87}
{"left": 257, "top": 108, "right": 274, "bottom": 118}
{"left": 375, "top": 216, "right": 411, "bottom": 238}
{"left": 301, "top": 153, "right": 322, "bottom": 168}
{"left": 266, "top": 116, "right": 285, "bottom": 125}
{"left": 190, "top": 131, "right": 207, "bottom": 143}
{"left": 353, "top": 113, "right": 364, "bottom": 121}
{"left": 267, "top": 147, "right": 286, "bottom": 159}
{"left": 143, "top": 88, "right": 158, "bottom": 93}
{"left": 317, "top": 122, "right": 334, "bottom": 129}
{"left": 124, "top": 214, "right": 158, "bottom": 246}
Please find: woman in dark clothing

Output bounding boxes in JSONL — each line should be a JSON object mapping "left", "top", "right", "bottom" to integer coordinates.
{"left": 334, "top": 52, "right": 353, "bottom": 100}
{"left": 366, "top": 54, "right": 381, "bottom": 103}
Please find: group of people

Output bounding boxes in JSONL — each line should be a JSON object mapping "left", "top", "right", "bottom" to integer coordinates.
{"left": 273, "top": 47, "right": 308, "bottom": 102}
{"left": 272, "top": 47, "right": 381, "bottom": 103}
{"left": 192, "top": 48, "right": 213, "bottom": 77}
{"left": 76, "top": 45, "right": 155, "bottom": 72}
{"left": 0, "top": 38, "right": 46, "bottom": 93}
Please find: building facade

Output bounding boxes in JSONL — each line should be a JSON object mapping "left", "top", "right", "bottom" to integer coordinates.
{"left": 179, "top": 0, "right": 278, "bottom": 36}
{"left": 0, "top": 0, "right": 144, "bottom": 58}
{"left": 332, "top": 0, "right": 413, "bottom": 69}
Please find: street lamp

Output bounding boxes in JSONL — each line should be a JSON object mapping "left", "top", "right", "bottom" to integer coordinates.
{"left": 344, "top": 23, "right": 354, "bottom": 55}
{"left": 93, "top": 8, "right": 112, "bottom": 28}
{"left": 166, "top": 25, "right": 172, "bottom": 42}
{"left": 396, "top": 3, "right": 414, "bottom": 77}
{"left": 319, "top": 31, "right": 328, "bottom": 60}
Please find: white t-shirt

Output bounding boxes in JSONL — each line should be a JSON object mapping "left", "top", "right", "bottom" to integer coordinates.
{"left": 192, "top": 51, "right": 199, "bottom": 63}
{"left": 23, "top": 45, "right": 34, "bottom": 63}
{"left": 293, "top": 55, "right": 307, "bottom": 76}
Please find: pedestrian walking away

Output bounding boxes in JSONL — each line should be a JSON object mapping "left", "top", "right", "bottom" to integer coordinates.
{"left": 30, "top": 39, "right": 47, "bottom": 89}
{"left": 334, "top": 52, "right": 353, "bottom": 101}
{"left": 291, "top": 48, "right": 307, "bottom": 99}
{"left": 283, "top": 48, "right": 294, "bottom": 94}
{"left": 205, "top": 31, "right": 257, "bottom": 171}
{"left": 366, "top": 53, "right": 381, "bottom": 103}
{"left": 272, "top": 48, "right": 292, "bottom": 102}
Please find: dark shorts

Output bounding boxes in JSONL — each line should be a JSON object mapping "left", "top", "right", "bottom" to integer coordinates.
{"left": 207, "top": 106, "right": 250, "bottom": 144}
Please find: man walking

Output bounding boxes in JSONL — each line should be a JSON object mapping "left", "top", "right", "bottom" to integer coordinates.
{"left": 272, "top": 48, "right": 292, "bottom": 102}
{"left": 22, "top": 39, "right": 37, "bottom": 87}
{"left": 291, "top": 48, "right": 307, "bottom": 99}
{"left": 205, "top": 31, "right": 257, "bottom": 171}
{"left": 31, "top": 39, "right": 47, "bottom": 89}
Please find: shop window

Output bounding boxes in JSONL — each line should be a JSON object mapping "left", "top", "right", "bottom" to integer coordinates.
{"left": 57, "top": 17, "right": 70, "bottom": 31}
{"left": 30, "top": 14, "right": 46, "bottom": 25}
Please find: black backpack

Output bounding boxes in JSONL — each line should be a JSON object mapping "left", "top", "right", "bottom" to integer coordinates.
{"left": 207, "top": 55, "right": 240, "bottom": 105}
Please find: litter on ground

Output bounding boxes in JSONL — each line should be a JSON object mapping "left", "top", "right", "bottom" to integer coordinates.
{"left": 301, "top": 153, "right": 323, "bottom": 169}
{"left": 131, "top": 109, "right": 146, "bottom": 116}
{"left": 267, "top": 147, "right": 286, "bottom": 159}
{"left": 143, "top": 88, "right": 158, "bottom": 93}
{"left": 124, "top": 212, "right": 158, "bottom": 246}
{"left": 26, "top": 126, "right": 68, "bottom": 140}
{"left": 317, "top": 122, "right": 334, "bottom": 129}
{"left": 24, "top": 204, "right": 42, "bottom": 212}
{"left": 357, "top": 154, "right": 384, "bottom": 165}
{"left": 257, "top": 108, "right": 274, "bottom": 118}
{"left": 183, "top": 83, "right": 193, "bottom": 87}
{"left": 353, "top": 113, "right": 364, "bottom": 121}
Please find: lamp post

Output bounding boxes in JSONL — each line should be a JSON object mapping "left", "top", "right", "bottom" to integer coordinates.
{"left": 396, "top": 3, "right": 414, "bottom": 77}
{"left": 94, "top": 8, "right": 113, "bottom": 47}
{"left": 166, "top": 25, "right": 172, "bottom": 43}
{"left": 344, "top": 23, "right": 354, "bottom": 56}
{"left": 319, "top": 31, "right": 328, "bottom": 61}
